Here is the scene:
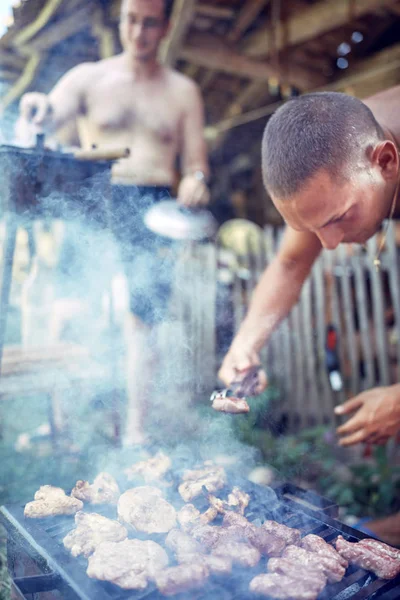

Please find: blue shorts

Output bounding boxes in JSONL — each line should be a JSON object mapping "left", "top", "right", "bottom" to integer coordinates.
{"left": 111, "top": 185, "right": 174, "bottom": 325}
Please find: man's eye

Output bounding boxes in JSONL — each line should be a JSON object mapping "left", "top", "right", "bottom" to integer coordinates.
{"left": 145, "top": 18, "right": 161, "bottom": 28}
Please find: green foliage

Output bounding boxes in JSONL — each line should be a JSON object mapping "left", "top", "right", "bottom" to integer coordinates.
{"left": 232, "top": 389, "right": 400, "bottom": 518}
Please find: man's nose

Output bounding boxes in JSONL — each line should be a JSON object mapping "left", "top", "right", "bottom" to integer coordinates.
{"left": 132, "top": 22, "right": 145, "bottom": 38}
{"left": 316, "top": 226, "right": 344, "bottom": 250}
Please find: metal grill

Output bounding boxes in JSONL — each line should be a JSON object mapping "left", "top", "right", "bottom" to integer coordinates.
{"left": 1, "top": 482, "right": 400, "bottom": 600}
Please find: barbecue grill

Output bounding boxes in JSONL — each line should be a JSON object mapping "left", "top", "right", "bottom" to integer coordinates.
{"left": 0, "top": 136, "right": 128, "bottom": 374}
{"left": 2, "top": 480, "right": 399, "bottom": 600}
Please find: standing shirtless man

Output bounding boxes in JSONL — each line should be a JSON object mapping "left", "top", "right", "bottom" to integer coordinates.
{"left": 18, "top": 0, "right": 209, "bottom": 445}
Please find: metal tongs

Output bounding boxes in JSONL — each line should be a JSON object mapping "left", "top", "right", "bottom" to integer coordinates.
{"left": 210, "top": 366, "right": 261, "bottom": 413}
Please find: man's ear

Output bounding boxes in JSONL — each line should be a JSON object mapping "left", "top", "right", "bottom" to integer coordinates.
{"left": 370, "top": 140, "right": 399, "bottom": 181}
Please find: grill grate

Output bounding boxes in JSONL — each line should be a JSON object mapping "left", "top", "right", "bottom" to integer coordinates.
{"left": 1, "top": 481, "right": 400, "bottom": 600}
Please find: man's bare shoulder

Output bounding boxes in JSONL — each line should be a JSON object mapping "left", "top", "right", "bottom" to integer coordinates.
{"left": 164, "top": 67, "right": 200, "bottom": 94}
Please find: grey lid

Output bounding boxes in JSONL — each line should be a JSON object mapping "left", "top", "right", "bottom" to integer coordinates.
{"left": 144, "top": 200, "right": 218, "bottom": 241}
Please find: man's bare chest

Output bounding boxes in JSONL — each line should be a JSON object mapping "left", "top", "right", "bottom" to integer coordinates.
{"left": 84, "top": 77, "right": 182, "bottom": 142}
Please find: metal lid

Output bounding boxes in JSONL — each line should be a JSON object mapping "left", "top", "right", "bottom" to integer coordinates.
{"left": 144, "top": 200, "right": 218, "bottom": 241}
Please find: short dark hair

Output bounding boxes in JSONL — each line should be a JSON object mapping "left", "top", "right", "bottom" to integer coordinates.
{"left": 261, "top": 91, "right": 385, "bottom": 199}
{"left": 120, "top": 0, "right": 174, "bottom": 22}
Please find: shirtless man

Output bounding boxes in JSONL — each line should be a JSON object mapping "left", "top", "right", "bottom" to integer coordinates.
{"left": 218, "top": 87, "right": 400, "bottom": 543}
{"left": 18, "top": 0, "right": 209, "bottom": 445}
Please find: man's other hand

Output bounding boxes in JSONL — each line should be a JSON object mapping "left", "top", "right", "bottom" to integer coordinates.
{"left": 20, "top": 93, "right": 52, "bottom": 127}
{"left": 218, "top": 343, "right": 268, "bottom": 395}
{"left": 177, "top": 173, "right": 210, "bottom": 208}
{"left": 335, "top": 384, "right": 400, "bottom": 446}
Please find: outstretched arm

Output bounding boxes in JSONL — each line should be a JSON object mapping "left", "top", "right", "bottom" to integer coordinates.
{"left": 218, "top": 226, "right": 322, "bottom": 389}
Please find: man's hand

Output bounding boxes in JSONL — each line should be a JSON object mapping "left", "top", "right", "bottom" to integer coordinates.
{"left": 177, "top": 173, "right": 210, "bottom": 208}
{"left": 218, "top": 342, "right": 268, "bottom": 395}
{"left": 335, "top": 384, "right": 400, "bottom": 446}
{"left": 20, "top": 92, "right": 52, "bottom": 127}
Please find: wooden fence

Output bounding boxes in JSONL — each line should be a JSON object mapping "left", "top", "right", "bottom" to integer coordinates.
{"left": 168, "top": 221, "right": 400, "bottom": 432}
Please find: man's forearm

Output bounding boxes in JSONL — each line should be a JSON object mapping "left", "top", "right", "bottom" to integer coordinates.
{"left": 234, "top": 256, "right": 308, "bottom": 351}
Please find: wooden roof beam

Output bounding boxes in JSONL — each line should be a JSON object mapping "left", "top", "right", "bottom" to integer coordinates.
{"left": 195, "top": 4, "right": 234, "bottom": 20}
{"left": 327, "top": 43, "right": 400, "bottom": 96}
{"left": 228, "top": 0, "right": 271, "bottom": 43}
{"left": 243, "top": 0, "right": 400, "bottom": 58}
{"left": 180, "top": 33, "right": 325, "bottom": 91}
{"left": 20, "top": 4, "right": 93, "bottom": 53}
{"left": 160, "top": 0, "right": 196, "bottom": 67}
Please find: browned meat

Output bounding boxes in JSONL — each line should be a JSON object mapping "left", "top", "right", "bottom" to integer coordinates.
{"left": 227, "top": 487, "right": 250, "bottom": 515}
{"left": 262, "top": 520, "right": 301, "bottom": 546}
{"left": 24, "top": 486, "right": 83, "bottom": 518}
{"left": 177, "top": 552, "right": 232, "bottom": 576}
{"left": 124, "top": 452, "right": 171, "bottom": 483}
{"left": 165, "top": 529, "right": 206, "bottom": 557}
{"left": 209, "top": 488, "right": 250, "bottom": 516}
{"left": 155, "top": 564, "right": 209, "bottom": 596}
{"left": 87, "top": 539, "right": 169, "bottom": 589}
{"left": 283, "top": 544, "right": 346, "bottom": 583}
{"left": 335, "top": 535, "right": 400, "bottom": 580}
{"left": 191, "top": 524, "right": 227, "bottom": 549}
{"left": 301, "top": 534, "right": 348, "bottom": 568}
{"left": 212, "top": 395, "right": 250, "bottom": 414}
{"left": 212, "top": 540, "right": 261, "bottom": 567}
{"left": 358, "top": 538, "right": 400, "bottom": 560}
{"left": 267, "top": 557, "right": 327, "bottom": 587}
{"left": 117, "top": 486, "right": 176, "bottom": 534}
{"left": 179, "top": 464, "right": 226, "bottom": 502}
{"left": 249, "top": 572, "right": 323, "bottom": 599}
{"left": 71, "top": 472, "right": 120, "bottom": 505}
{"left": 248, "top": 527, "right": 287, "bottom": 557}
{"left": 63, "top": 512, "right": 127, "bottom": 557}
{"left": 222, "top": 511, "right": 256, "bottom": 536}
{"left": 177, "top": 504, "right": 201, "bottom": 531}
{"left": 177, "top": 503, "right": 218, "bottom": 532}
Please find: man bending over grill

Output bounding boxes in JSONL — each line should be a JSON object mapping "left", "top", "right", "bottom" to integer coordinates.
{"left": 17, "top": 0, "right": 209, "bottom": 446}
{"left": 218, "top": 88, "right": 400, "bottom": 544}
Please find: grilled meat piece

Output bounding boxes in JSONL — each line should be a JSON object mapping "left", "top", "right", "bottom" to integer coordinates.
{"left": 155, "top": 564, "right": 209, "bottom": 596}
{"left": 71, "top": 472, "right": 120, "bottom": 505}
{"left": 209, "top": 487, "right": 250, "bottom": 516}
{"left": 283, "top": 544, "right": 346, "bottom": 583}
{"left": 117, "top": 486, "right": 176, "bottom": 534}
{"left": 267, "top": 557, "right": 327, "bottom": 587}
{"left": 301, "top": 534, "right": 348, "bottom": 568}
{"left": 227, "top": 487, "right": 250, "bottom": 514}
{"left": 250, "top": 572, "right": 323, "bottom": 600}
{"left": 24, "top": 485, "right": 83, "bottom": 518}
{"left": 335, "top": 535, "right": 400, "bottom": 579}
{"left": 191, "top": 524, "right": 227, "bottom": 549}
{"left": 177, "top": 504, "right": 201, "bottom": 531}
{"left": 212, "top": 395, "right": 250, "bottom": 414}
{"left": 179, "top": 464, "right": 226, "bottom": 502}
{"left": 87, "top": 539, "right": 168, "bottom": 590}
{"left": 358, "top": 538, "right": 400, "bottom": 560}
{"left": 248, "top": 527, "right": 287, "bottom": 557}
{"left": 262, "top": 520, "right": 301, "bottom": 546}
{"left": 63, "top": 512, "right": 127, "bottom": 557}
{"left": 212, "top": 540, "right": 261, "bottom": 568}
{"left": 165, "top": 529, "right": 206, "bottom": 557}
{"left": 177, "top": 553, "right": 232, "bottom": 576}
{"left": 124, "top": 451, "right": 171, "bottom": 483}
{"left": 177, "top": 503, "right": 218, "bottom": 532}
